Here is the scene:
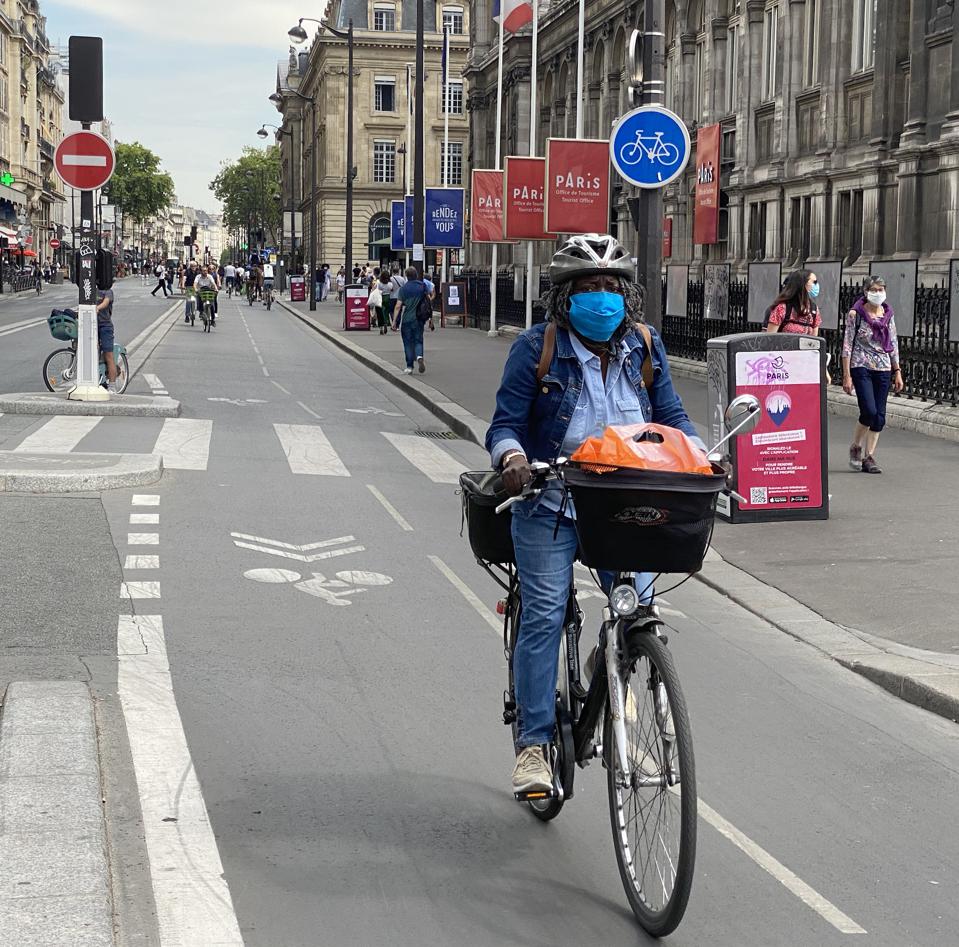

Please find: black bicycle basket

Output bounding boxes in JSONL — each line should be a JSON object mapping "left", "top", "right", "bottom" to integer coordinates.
{"left": 564, "top": 462, "right": 726, "bottom": 574}
{"left": 459, "top": 470, "right": 515, "bottom": 564}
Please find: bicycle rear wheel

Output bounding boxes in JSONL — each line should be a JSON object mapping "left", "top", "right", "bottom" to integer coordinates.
{"left": 605, "top": 631, "right": 696, "bottom": 938}
{"left": 114, "top": 352, "right": 130, "bottom": 394}
{"left": 43, "top": 348, "right": 76, "bottom": 392}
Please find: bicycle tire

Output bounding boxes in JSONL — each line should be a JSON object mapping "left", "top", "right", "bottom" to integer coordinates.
{"left": 605, "top": 631, "right": 696, "bottom": 938}
{"left": 508, "top": 594, "right": 565, "bottom": 822}
{"left": 42, "top": 348, "right": 76, "bottom": 392}
{"left": 115, "top": 352, "right": 130, "bottom": 394}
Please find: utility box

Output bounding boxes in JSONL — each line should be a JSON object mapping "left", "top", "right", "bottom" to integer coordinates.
{"left": 707, "top": 332, "right": 829, "bottom": 523}
{"left": 344, "top": 284, "right": 370, "bottom": 330}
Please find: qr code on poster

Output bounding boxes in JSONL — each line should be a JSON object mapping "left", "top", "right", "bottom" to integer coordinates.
{"left": 749, "top": 487, "right": 768, "bottom": 505}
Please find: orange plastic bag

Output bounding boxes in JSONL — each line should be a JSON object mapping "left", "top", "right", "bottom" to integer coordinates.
{"left": 570, "top": 423, "right": 713, "bottom": 475}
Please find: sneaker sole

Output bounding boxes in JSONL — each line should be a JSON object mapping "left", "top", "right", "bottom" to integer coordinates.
{"left": 849, "top": 462, "right": 863, "bottom": 471}
{"left": 512, "top": 776, "right": 553, "bottom": 794}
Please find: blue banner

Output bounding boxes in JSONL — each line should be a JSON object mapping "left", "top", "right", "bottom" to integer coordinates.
{"left": 424, "top": 187, "right": 465, "bottom": 249}
{"left": 404, "top": 195, "right": 414, "bottom": 250}
{"left": 390, "top": 200, "right": 405, "bottom": 252}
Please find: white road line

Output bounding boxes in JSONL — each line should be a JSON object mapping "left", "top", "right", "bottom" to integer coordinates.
{"left": 143, "top": 373, "right": 164, "bottom": 389}
{"left": 272, "top": 381, "right": 292, "bottom": 396}
{"left": 698, "top": 800, "right": 867, "bottom": 934}
{"left": 124, "top": 555, "right": 159, "bottom": 570}
{"left": 128, "top": 533, "right": 159, "bottom": 545}
{"left": 13, "top": 416, "right": 102, "bottom": 452}
{"left": 0, "top": 316, "right": 44, "bottom": 337}
{"left": 132, "top": 494, "right": 160, "bottom": 506}
{"left": 120, "top": 581, "right": 161, "bottom": 599}
{"left": 130, "top": 513, "right": 159, "bottom": 525}
{"left": 429, "top": 555, "right": 500, "bottom": 633}
{"left": 367, "top": 484, "right": 414, "bottom": 531}
{"left": 381, "top": 432, "right": 466, "bottom": 484}
{"left": 273, "top": 423, "right": 350, "bottom": 476}
{"left": 229, "top": 532, "right": 356, "bottom": 552}
{"left": 261, "top": 365, "right": 270, "bottom": 377}
{"left": 155, "top": 390, "right": 169, "bottom": 396}
{"left": 117, "top": 615, "right": 244, "bottom": 945}
{"left": 153, "top": 418, "right": 213, "bottom": 471}
{"left": 296, "top": 401, "right": 322, "bottom": 420}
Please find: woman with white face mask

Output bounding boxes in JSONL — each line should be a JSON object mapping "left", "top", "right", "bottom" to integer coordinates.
{"left": 842, "top": 275, "right": 903, "bottom": 474}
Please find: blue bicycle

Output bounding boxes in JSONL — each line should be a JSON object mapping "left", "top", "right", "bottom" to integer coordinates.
{"left": 43, "top": 309, "right": 129, "bottom": 393}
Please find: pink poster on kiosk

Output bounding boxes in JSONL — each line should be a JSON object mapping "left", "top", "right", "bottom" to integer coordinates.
{"left": 734, "top": 349, "right": 823, "bottom": 510}
{"left": 344, "top": 285, "right": 370, "bottom": 331}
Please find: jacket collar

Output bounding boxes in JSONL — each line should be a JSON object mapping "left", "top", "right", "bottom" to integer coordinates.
{"left": 555, "top": 323, "right": 642, "bottom": 359}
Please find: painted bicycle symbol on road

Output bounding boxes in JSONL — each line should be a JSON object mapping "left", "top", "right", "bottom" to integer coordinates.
{"left": 618, "top": 131, "right": 681, "bottom": 168}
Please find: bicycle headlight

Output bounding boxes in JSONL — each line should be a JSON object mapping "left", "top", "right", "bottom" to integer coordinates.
{"left": 610, "top": 583, "right": 640, "bottom": 618}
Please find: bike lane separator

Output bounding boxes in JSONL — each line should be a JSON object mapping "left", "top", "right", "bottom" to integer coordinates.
{"left": 367, "top": 484, "right": 415, "bottom": 531}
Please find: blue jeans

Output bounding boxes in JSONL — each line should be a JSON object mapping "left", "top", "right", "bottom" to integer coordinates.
{"left": 400, "top": 319, "right": 424, "bottom": 368}
{"left": 851, "top": 367, "right": 892, "bottom": 432}
{"left": 510, "top": 503, "right": 654, "bottom": 748}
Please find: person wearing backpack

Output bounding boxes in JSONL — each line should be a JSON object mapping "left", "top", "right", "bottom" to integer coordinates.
{"left": 392, "top": 266, "right": 431, "bottom": 374}
{"left": 763, "top": 269, "right": 821, "bottom": 335}
{"left": 841, "top": 275, "right": 903, "bottom": 474}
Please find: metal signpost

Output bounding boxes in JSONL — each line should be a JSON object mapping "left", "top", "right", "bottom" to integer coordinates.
{"left": 55, "top": 126, "right": 114, "bottom": 402}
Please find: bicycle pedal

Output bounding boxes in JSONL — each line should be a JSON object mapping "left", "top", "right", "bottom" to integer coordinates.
{"left": 513, "top": 788, "right": 557, "bottom": 803}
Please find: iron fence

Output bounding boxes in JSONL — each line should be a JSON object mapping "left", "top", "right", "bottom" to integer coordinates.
{"left": 461, "top": 271, "right": 549, "bottom": 331}
{"left": 661, "top": 279, "right": 959, "bottom": 407}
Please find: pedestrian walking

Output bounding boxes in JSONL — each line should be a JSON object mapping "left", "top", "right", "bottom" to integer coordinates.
{"left": 763, "top": 269, "right": 821, "bottom": 335}
{"left": 374, "top": 270, "right": 392, "bottom": 334}
{"left": 151, "top": 263, "right": 168, "bottom": 297}
{"left": 166, "top": 265, "right": 174, "bottom": 295}
{"left": 335, "top": 267, "right": 346, "bottom": 303}
{"left": 842, "top": 275, "right": 903, "bottom": 475}
{"left": 321, "top": 264, "right": 331, "bottom": 301}
{"left": 392, "top": 266, "right": 431, "bottom": 374}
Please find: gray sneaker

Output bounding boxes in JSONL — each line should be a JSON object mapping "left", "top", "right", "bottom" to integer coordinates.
{"left": 511, "top": 745, "right": 552, "bottom": 794}
{"left": 849, "top": 443, "right": 863, "bottom": 471}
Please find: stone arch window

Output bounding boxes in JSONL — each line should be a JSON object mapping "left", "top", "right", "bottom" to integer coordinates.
{"left": 368, "top": 213, "right": 391, "bottom": 261}
{"left": 665, "top": 2, "right": 679, "bottom": 114}
{"left": 609, "top": 27, "right": 627, "bottom": 121}
{"left": 690, "top": 0, "right": 707, "bottom": 123}
{"left": 542, "top": 71, "right": 554, "bottom": 139}
{"left": 589, "top": 40, "right": 605, "bottom": 138}
{"left": 557, "top": 60, "right": 570, "bottom": 136}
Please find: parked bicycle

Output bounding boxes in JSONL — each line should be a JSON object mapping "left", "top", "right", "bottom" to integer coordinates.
{"left": 43, "top": 309, "right": 129, "bottom": 394}
{"left": 459, "top": 395, "right": 761, "bottom": 938}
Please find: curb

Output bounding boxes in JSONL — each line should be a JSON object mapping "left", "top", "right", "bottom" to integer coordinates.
{"left": 668, "top": 356, "right": 959, "bottom": 444}
{"left": 695, "top": 550, "right": 959, "bottom": 723}
{"left": 126, "top": 298, "right": 183, "bottom": 382}
{"left": 0, "top": 681, "right": 114, "bottom": 945}
{"left": 279, "top": 300, "right": 489, "bottom": 446}
{"left": 0, "top": 392, "right": 181, "bottom": 418}
{"left": 0, "top": 451, "right": 163, "bottom": 493}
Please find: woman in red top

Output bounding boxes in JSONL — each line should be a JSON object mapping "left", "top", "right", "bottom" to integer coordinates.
{"left": 764, "top": 269, "right": 822, "bottom": 335}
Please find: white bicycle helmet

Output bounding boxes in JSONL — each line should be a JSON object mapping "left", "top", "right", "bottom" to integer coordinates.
{"left": 548, "top": 233, "right": 635, "bottom": 285}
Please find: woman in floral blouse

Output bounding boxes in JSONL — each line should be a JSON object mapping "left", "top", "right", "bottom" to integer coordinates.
{"left": 842, "top": 275, "right": 903, "bottom": 474}
{"left": 764, "top": 269, "right": 822, "bottom": 335}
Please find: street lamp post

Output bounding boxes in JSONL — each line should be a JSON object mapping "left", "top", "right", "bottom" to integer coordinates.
{"left": 413, "top": 0, "right": 424, "bottom": 279}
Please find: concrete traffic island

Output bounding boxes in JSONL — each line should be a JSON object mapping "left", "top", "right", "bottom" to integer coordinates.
{"left": 0, "top": 391, "right": 181, "bottom": 418}
{"left": 0, "top": 451, "right": 163, "bottom": 492}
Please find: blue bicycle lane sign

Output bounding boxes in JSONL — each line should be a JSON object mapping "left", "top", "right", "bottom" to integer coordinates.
{"left": 609, "top": 105, "right": 691, "bottom": 190}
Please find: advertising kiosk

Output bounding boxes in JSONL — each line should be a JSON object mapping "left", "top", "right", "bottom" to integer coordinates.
{"left": 344, "top": 284, "right": 370, "bottom": 330}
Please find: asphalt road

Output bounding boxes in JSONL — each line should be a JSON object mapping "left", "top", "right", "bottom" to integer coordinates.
{"left": 4, "top": 285, "right": 959, "bottom": 945}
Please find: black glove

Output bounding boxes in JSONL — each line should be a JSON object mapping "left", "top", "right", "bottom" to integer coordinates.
{"left": 502, "top": 453, "right": 531, "bottom": 497}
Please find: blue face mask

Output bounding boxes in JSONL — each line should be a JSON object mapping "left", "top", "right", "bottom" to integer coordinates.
{"left": 808, "top": 282, "right": 820, "bottom": 298}
{"left": 568, "top": 291, "right": 626, "bottom": 342}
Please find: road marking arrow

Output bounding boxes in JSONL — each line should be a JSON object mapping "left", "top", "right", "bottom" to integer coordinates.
{"left": 230, "top": 532, "right": 357, "bottom": 552}
{"left": 231, "top": 532, "right": 365, "bottom": 562}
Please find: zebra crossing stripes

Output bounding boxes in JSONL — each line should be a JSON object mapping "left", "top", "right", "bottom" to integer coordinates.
{"left": 153, "top": 418, "right": 213, "bottom": 470}
{"left": 13, "top": 416, "right": 102, "bottom": 453}
{"left": 380, "top": 432, "right": 467, "bottom": 484}
{"left": 273, "top": 423, "right": 350, "bottom": 476}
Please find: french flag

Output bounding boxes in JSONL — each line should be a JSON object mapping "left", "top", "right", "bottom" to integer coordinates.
{"left": 493, "top": 0, "right": 534, "bottom": 33}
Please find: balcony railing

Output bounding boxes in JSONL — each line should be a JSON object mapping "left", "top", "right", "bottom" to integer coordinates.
{"left": 39, "top": 137, "right": 53, "bottom": 159}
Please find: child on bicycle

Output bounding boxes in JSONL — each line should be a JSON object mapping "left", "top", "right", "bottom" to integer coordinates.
{"left": 96, "top": 287, "right": 118, "bottom": 391}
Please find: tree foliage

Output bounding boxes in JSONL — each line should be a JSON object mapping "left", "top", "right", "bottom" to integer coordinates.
{"left": 108, "top": 142, "right": 175, "bottom": 222}
{"left": 210, "top": 146, "right": 281, "bottom": 245}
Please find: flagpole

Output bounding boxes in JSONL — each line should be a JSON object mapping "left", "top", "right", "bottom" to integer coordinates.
{"left": 441, "top": 25, "right": 450, "bottom": 293}
{"left": 406, "top": 63, "right": 412, "bottom": 269}
{"left": 576, "top": 0, "right": 585, "bottom": 137}
{"left": 489, "top": 10, "right": 505, "bottom": 337}
{"left": 524, "top": 0, "right": 539, "bottom": 331}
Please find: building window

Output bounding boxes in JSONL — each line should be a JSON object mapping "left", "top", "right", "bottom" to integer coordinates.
{"left": 796, "top": 95, "right": 820, "bottom": 154}
{"left": 369, "top": 214, "right": 391, "bottom": 260}
{"left": 443, "top": 80, "right": 463, "bottom": 114}
{"left": 851, "top": 0, "right": 876, "bottom": 73}
{"left": 761, "top": 4, "right": 779, "bottom": 102}
{"left": 721, "top": 125, "right": 736, "bottom": 167}
{"left": 440, "top": 141, "right": 463, "bottom": 185}
{"left": 724, "top": 26, "right": 739, "bottom": 115}
{"left": 789, "top": 195, "right": 812, "bottom": 263}
{"left": 373, "top": 4, "right": 396, "bottom": 31}
{"left": 374, "top": 76, "right": 396, "bottom": 112}
{"left": 755, "top": 107, "right": 775, "bottom": 161}
{"left": 846, "top": 83, "right": 872, "bottom": 142}
{"left": 0, "top": 33, "right": 6, "bottom": 67}
{"left": 442, "top": 6, "right": 464, "bottom": 34}
{"left": 837, "top": 189, "right": 864, "bottom": 262}
{"left": 802, "top": 0, "right": 820, "bottom": 88}
{"left": 748, "top": 202, "right": 768, "bottom": 260}
{"left": 0, "top": 76, "right": 7, "bottom": 114}
{"left": 373, "top": 139, "right": 396, "bottom": 183}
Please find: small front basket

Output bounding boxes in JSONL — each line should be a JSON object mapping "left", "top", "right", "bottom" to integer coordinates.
{"left": 564, "top": 462, "right": 726, "bottom": 574}
{"left": 459, "top": 470, "right": 515, "bottom": 564}
{"left": 48, "top": 309, "right": 77, "bottom": 342}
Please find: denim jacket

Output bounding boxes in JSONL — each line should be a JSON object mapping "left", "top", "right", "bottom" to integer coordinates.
{"left": 486, "top": 321, "right": 701, "bottom": 466}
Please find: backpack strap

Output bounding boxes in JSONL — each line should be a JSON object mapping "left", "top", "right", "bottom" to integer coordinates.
{"left": 634, "top": 322, "right": 655, "bottom": 390}
{"left": 536, "top": 322, "right": 556, "bottom": 382}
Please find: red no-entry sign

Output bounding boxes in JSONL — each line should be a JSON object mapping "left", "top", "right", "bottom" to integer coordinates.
{"left": 54, "top": 130, "right": 115, "bottom": 191}
{"left": 49, "top": 238, "right": 61, "bottom": 248}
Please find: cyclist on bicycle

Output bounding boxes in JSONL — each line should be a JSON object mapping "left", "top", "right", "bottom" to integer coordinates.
{"left": 224, "top": 261, "right": 236, "bottom": 294}
{"left": 262, "top": 261, "right": 275, "bottom": 304}
{"left": 96, "top": 286, "right": 118, "bottom": 391}
{"left": 181, "top": 260, "right": 199, "bottom": 323}
{"left": 194, "top": 265, "right": 219, "bottom": 325}
{"left": 486, "top": 233, "right": 704, "bottom": 794}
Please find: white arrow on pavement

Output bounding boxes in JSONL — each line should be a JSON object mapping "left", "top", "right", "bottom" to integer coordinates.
{"left": 231, "top": 532, "right": 365, "bottom": 562}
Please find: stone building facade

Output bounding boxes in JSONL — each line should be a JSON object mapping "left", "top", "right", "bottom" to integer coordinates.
{"left": 273, "top": 0, "right": 471, "bottom": 272}
{"left": 467, "top": 0, "right": 959, "bottom": 280}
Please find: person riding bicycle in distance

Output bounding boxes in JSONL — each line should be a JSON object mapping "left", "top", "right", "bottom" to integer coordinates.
{"left": 194, "top": 265, "right": 219, "bottom": 325}
{"left": 486, "top": 233, "right": 705, "bottom": 795}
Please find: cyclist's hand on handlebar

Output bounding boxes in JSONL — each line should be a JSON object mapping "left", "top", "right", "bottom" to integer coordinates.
{"left": 502, "top": 453, "right": 532, "bottom": 497}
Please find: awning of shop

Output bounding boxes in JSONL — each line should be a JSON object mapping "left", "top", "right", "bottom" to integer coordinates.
{"left": 0, "top": 183, "right": 25, "bottom": 206}
{"left": 370, "top": 237, "right": 392, "bottom": 247}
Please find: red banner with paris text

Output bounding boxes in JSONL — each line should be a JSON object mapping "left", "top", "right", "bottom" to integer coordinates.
{"left": 503, "top": 156, "right": 552, "bottom": 241}
{"left": 544, "top": 138, "right": 611, "bottom": 234}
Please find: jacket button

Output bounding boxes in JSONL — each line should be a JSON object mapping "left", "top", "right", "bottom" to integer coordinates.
{"left": 541, "top": 386, "right": 549, "bottom": 394}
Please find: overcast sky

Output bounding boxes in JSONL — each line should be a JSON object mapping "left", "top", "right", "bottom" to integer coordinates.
{"left": 45, "top": 0, "right": 311, "bottom": 211}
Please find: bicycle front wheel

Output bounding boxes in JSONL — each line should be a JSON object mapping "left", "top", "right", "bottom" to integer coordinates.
{"left": 43, "top": 348, "right": 76, "bottom": 392}
{"left": 605, "top": 631, "right": 696, "bottom": 938}
{"left": 114, "top": 351, "right": 130, "bottom": 394}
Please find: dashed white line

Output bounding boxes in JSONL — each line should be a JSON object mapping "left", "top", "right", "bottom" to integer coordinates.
{"left": 296, "top": 401, "right": 322, "bottom": 420}
{"left": 124, "top": 555, "right": 159, "bottom": 570}
{"left": 367, "top": 484, "right": 414, "bottom": 531}
{"left": 132, "top": 495, "right": 160, "bottom": 506}
{"left": 130, "top": 513, "right": 159, "bottom": 525}
{"left": 128, "top": 533, "right": 159, "bottom": 545}
{"left": 273, "top": 381, "right": 293, "bottom": 396}
{"left": 428, "top": 555, "right": 500, "bottom": 634}
{"left": 121, "top": 581, "right": 161, "bottom": 599}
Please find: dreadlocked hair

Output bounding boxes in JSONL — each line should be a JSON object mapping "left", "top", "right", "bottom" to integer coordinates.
{"left": 541, "top": 277, "right": 647, "bottom": 351}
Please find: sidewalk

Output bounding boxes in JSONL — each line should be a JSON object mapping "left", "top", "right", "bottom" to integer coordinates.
{"left": 282, "top": 296, "right": 959, "bottom": 698}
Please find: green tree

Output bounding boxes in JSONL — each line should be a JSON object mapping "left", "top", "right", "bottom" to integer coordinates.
{"left": 210, "top": 146, "right": 281, "bottom": 248}
{"left": 107, "top": 142, "right": 175, "bottom": 260}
